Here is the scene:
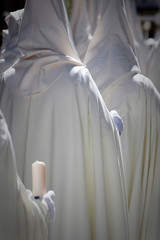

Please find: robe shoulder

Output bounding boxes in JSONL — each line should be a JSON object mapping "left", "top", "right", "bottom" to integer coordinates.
{"left": 133, "top": 73, "right": 160, "bottom": 105}
{"left": 67, "top": 64, "right": 113, "bottom": 130}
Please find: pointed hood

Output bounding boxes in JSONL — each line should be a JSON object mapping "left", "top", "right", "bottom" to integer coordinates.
{"left": 0, "top": 9, "right": 24, "bottom": 76}
{"left": 4, "top": 0, "right": 83, "bottom": 95}
{"left": 84, "top": 0, "right": 140, "bottom": 92}
{"left": 18, "top": 0, "right": 80, "bottom": 62}
{"left": 70, "top": 0, "right": 92, "bottom": 61}
{"left": 84, "top": 0, "right": 140, "bottom": 116}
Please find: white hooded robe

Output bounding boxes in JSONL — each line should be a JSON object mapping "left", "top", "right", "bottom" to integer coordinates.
{"left": 0, "top": 109, "right": 53, "bottom": 240}
{"left": 0, "top": 0, "right": 129, "bottom": 239}
{"left": 84, "top": 0, "right": 160, "bottom": 239}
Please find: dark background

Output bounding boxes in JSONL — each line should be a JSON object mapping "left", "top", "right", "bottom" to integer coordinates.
{"left": 0, "top": 0, "right": 26, "bottom": 32}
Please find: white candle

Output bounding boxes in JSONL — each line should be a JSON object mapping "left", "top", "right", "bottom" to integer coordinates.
{"left": 32, "top": 161, "right": 46, "bottom": 198}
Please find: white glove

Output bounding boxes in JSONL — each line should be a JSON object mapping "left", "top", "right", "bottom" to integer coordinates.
{"left": 26, "top": 189, "right": 55, "bottom": 222}
{"left": 110, "top": 110, "right": 123, "bottom": 135}
{"left": 42, "top": 190, "right": 55, "bottom": 222}
{"left": 26, "top": 189, "right": 34, "bottom": 199}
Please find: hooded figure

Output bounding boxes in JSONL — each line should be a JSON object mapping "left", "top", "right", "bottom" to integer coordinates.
{"left": 0, "top": 109, "right": 55, "bottom": 240}
{"left": 70, "top": 0, "right": 92, "bottom": 62}
{"left": 0, "top": 0, "right": 129, "bottom": 239}
{"left": 84, "top": 0, "right": 160, "bottom": 239}
{"left": 70, "top": 0, "right": 124, "bottom": 135}
{"left": 0, "top": 9, "right": 24, "bottom": 76}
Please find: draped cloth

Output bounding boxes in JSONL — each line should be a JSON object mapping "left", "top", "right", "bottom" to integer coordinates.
{"left": 0, "top": 64, "right": 130, "bottom": 240}
{"left": 70, "top": 0, "right": 92, "bottom": 61}
{"left": 145, "top": 41, "right": 160, "bottom": 92}
{"left": 124, "top": 0, "right": 149, "bottom": 75}
{"left": 1, "top": 65, "right": 130, "bottom": 239}
{"left": 84, "top": 0, "right": 160, "bottom": 239}
{"left": 125, "top": 0, "right": 160, "bottom": 92}
{"left": 85, "top": 0, "right": 140, "bottom": 116}
{"left": 0, "top": 110, "right": 51, "bottom": 240}
{"left": 0, "top": 9, "right": 24, "bottom": 76}
{"left": 87, "top": 0, "right": 101, "bottom": 35}
{"left": 0, "top": 0, "right": 129, "bottom": 239}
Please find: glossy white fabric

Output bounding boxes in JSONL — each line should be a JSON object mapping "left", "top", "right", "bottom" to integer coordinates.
{"left": 0, "top": 65, "right": 130, "bottom": 240}
{"left": 0, "top": 0, "right": 129, "bottom": 239}
{"left": 1, "top": 29, "right": 9, "bottom": 53}
{"left": 124, "top": 0, "right": 149, "bottom": 74}
{"left": 145, "top": 41, "right": 160, "bottom": 92}
{"left": 87, "top": 0, "right": 101, "bottom": 35}
{"left": 70, "top": 0, "right": 125, "bottom": 134}
{"left": 0, "top": 110, "right": 54, "bottom": 240}
{"left": 84, "top": 0, "right": 160, "bottom": 239}
{"left": 70, "top": 0, "right": 92, "bottom": 61}
{"left": 0, "top": 9, "right": 24, "bottom": 76}
{"left": 4, "top": 0, "right": 82, "bottom": 96}
{"left": 84, "top": 0, "right": 140, "bottom": 116}
{"left": 125, "top": 0, "right": 160, "bottom": 91}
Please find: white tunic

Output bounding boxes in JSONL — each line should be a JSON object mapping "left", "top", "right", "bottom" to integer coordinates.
{"left": 0, "top": 0, "right": 129, "bottom": 239}
{"left": 84, "top": 0, "right": 160, "bottom": 239}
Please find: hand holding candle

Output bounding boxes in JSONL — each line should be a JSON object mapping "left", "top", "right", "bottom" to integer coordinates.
{"left": 32, "top": 161, "right": 46, "bottom": 198}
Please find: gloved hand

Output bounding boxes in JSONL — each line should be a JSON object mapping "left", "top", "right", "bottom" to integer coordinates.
{"left": 26, "top": 189, "right": 55, "bottom": 222}
{"left": 110, "top": 110, "right": 123, "bottom": 135}
{"left": 42, "top": 190, "right": 55, "bottom": 222}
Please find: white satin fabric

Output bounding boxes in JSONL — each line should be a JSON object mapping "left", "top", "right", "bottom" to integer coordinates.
{"left": 1, "top": 29, "right": 9, "bottom": 53}
{"left": 85, "top": 0, "right": 140, "bottom": 116}
{"left": 84, "top": 0, "right": 160, "bottom": 239}
{"left": 124, "top": 0, "right": 149, "bottom": 75}
{"left": 0, "top": 9, "right": 24, "bottom": 76}
{"left": 125, "top": 0, "right": 160, "bottom": 91}
{"left": 70, "top": 0, "right": 92, "bottom": 61}
{"left": 0, "top": 0, "right": 129, "bottom": 239}
{"left": 2, "top": 0, "right": 82, "bottom": 96}
{"left": 0, "top": 64, "right": 129, "bottom": 240}
{"left": 0, "top": 110, "right": 54, "bottom": 240}
{"left": 87, "top": 0, "right": 101, "bottom": 35}
{"left": 145, "top": 40, "right": 160, "bottom": 92}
